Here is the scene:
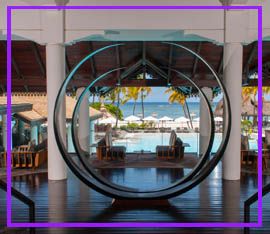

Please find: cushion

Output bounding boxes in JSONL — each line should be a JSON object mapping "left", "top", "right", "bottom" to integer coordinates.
{"left": 241, "top": 135, "right": 249, "bottom": 150}
{"left": 96, "top": 138, "right": 106, "bottom": 159}
{"left": 34, "top": 140, "right": 47, "bottom": 152}
{"left": 110, "top": 146, "right": 126, "bottom": 159}
{"left": 175, "top": 137, "right": 183, "bottom": 147}
{"left": 156, "top": 145, "right": 173, "bottom": 157}
{"left": 169, "top": 130, "right": 177, "bottom": 146}
{"left": 105, "top": 131, "right": 112, "bottom": 149}
{"left": 265, "top": 130, "right": 270, "bottom": 145}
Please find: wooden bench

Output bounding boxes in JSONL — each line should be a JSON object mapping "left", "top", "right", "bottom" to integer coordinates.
{"left": 0, "top": 149, "right": 47, "bottom": 169}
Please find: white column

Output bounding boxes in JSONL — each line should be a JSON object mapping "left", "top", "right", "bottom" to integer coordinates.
{"left": 199, "top": 87, "right": 213, "bottom": 156}
{"left": 67, "top": 123, "right": 75, "bottom": 153}
{"left": 222, "top": 43, "right": 243, "bottom": 180}
{"left": 30, "top": 125, "right": 38, "bottom": 145}
{"left": 18, "top": 120, "right": 25, "bottom": 144}
{"left": 48, "top": 180, "right": 67, "bottom": 233}
{"left": 89, "top": 120, "right": 95, "bottom": 155}
{"left": 2, "top": 114, "right": 6, "bottom": 150}
{"left": 76, "top": 87, "right": 90, "bottom": 153}
{"left": 46, "top": 43, "right": 67, "bottom": 180}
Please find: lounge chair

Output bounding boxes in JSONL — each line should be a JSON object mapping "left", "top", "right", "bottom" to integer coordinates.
{"left": 265, "top": 130, "right": 270, "bottom": 149}
{"left": 96, "top": 130, "right": 126, "bottom": 160}
{"left": 3, "top": 140, "right": 47, "bottom": 169}
{"left": 241, "top": 135, "right": 256, "bottom": 166}
{"left": 156, "top": 130, "right": 185, "bottom": 159}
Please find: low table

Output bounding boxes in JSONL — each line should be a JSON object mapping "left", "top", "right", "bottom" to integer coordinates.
{"left": 134, "top": 150, "right": 152, "bottom": 159}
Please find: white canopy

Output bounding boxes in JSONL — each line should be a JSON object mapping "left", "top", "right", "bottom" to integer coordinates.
{"left": 143, "top": 116, "right": 159, "bottom": 122}
{"left": 214, "top": 116, "right": 223, "bottom": 122}
{"left": 159, "top": 116, "right": 173, "bottom": 121}
{"left": 99, "top": 117, "right": 116, "bottom": 124}
{"left": 174, "top": 116, "right": 190, "bottom": 122}
{"left": 124, "top": 115, "right": 141, "bottom": 122}
{"left": 193, "top": 117, "right": 200, "bottom": 122}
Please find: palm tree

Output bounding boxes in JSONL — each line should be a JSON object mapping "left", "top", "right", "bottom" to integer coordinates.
{"left": 104, "top": 88, "right": 127, "bottom": 128}
{"left": 242, "top": 86, "right": 270, "bottom": 126}
{"left": 140, "top": 87, "right": 152, "bottom": 119}
{"left": 165, "top": 88, "right": 186, "bottom": 106}
{"left": 165, "top": 88, "right": 190, "bottom": 127}
{"left": 115, "top": 87, "right": 127, "bottom": 128}
{"left": 123, "top": 87, "right": 140, "bottom": 115}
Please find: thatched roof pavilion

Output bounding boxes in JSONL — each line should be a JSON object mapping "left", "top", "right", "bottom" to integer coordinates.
{"left": 214, "top": 98, "right": 270, "bottom": 117}
{"left": 0, "top": 92, "right": 103, "bottom": 125}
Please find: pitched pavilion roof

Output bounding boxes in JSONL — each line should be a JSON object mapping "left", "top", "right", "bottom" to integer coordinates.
{"left": 0, "top": 41, "right": 269, "bottom": 96}
{"left": 0, "top": 93, "right": 103, "bottom": 124}
{"left": 214, "top": 99, "right": 270, "bottom": 116}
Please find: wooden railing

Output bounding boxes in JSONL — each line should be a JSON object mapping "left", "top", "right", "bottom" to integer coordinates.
{"left": 0, "top": 149, "right": 47, "bottom": 169}
{"left": 0, "top": 179, "right": 35, "bottom": 234}
{"left": 244, "top": 183, "right": 270, "bottom": 234}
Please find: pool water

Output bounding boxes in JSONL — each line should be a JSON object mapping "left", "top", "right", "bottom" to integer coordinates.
{"left": 113, "top": 133, "right": 258, "bottom": 153}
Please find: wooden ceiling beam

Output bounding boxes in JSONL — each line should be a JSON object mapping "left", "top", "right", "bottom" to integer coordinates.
{"left": 217, "top": 49, "right": 223, "bottom": 75}
{"left": 244, "top": 42, "right": 257, "bottom": 73}
{"left": 244, "top": 42, "right": 257, "bottom": 83}
{"left": 115, "top": 44, "right": 121, "bottom": 83}
{"left": 191, "top": 42, "right": 202, "bottom": 79}
{"left": 65, "top": 52, "right": 71, "bottom": 75}
{"left": 1, "top": 41, "right": 24, "bottom": 80}
{"left": 31, "top": 42, "right": 46, "bottom": 79}
{"left": 0, "top": 85, "right": 5, "bottom": 93}
{"left": 167, "top": 44, "right": 174, "bottom": 83}
{"left": 93, "top": 77, "right": 218, "bottom": 87}
{"left": 88, "top": 42, "right": 97, "bottom": 79}
{"left": 248, "top": 79, "right": 270, "bottom": 87}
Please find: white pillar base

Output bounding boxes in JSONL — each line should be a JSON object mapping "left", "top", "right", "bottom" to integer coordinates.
{"left": 30, "top": 125, "right": 38, "bottom": 145}
{"left": 199, "top": 87, "right": 213, "bottom": 156}
{"left": 46, "top": 43, "right": 67, "bottom": 181}
{"left": 67, "top": 123, "right": 75, "bottom": 153}
{"left": 76, "top": 87, "right": 90, "bottom": 153}
{"left": 18, "top": 120, "right": 25, "bottom": 144}
{"left": 222, "top": 43, "right": 243, "bottom": 181}
{"left": 2, "top": 114, "right": 6, "bottom": 150}
{"left": 89, "top": 120, "right": 95, "bottom": 155}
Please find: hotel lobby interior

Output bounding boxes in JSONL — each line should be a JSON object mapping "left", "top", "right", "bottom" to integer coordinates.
{"left": 0, "top": 0, "right": 270, "bottom": 233}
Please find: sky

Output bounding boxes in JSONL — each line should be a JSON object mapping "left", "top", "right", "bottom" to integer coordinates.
{"left": 138, "top": 87, "right": 222, "bottom": 103}
{"left": 117, "top": 87, "right": 269, "bottom": 103}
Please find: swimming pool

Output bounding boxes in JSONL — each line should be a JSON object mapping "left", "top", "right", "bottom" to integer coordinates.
{"left": 113, "top": 132, "right": 258, "bottom": 153}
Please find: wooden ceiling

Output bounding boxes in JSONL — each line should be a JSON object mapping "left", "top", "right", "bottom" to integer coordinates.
{"left": 0, "top": 41, "right": 269, "bottom": 94}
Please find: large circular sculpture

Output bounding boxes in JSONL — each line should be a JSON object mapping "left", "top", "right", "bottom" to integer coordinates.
{"left": 54, "top": 42, "right": 231, "bottom": 199}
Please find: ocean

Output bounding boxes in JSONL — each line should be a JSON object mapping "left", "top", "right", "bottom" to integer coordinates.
{"left": 119, "top": 102, "right": 218, "bottom": 119}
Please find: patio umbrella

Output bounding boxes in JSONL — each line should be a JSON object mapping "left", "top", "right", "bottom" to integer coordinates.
{"left": 124, "top": 115, "right": 141, "bottom": 122}
{"left": 214, "top": 116, "right": 223, "bottom": 122}
{"left": 174, "top": 117, "right": 190, "bottom": 122}
{"left": 159, "top": 116, "right": 173, "bottom": 122}
{"left": 99, "top": 117, "right": 116, "bottom": 124}
{"left": 143, "top": 116, "right": 159, "bottom": 122}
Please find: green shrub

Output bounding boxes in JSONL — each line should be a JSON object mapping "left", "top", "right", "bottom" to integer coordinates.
{"left": 241, "top": 120, "right": 253, "bottom": 137}
{"left": 127, "top": 123, "right": 139, "bottom": 130}
{"left": 139, "top": 122, "right": 149, "bottom": 129}
{"left": 90, "top": 102, "right": 123, "bottom": 120}
{"left": 120, "top": 125, "right": 128, "bottom": 131}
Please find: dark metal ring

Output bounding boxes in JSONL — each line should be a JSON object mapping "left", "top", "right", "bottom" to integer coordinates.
{"left": 54, "top": 42, "right": 231, "bottom": 199}
{"left": 71, "top": 66, "right": 215, "bottom": 194}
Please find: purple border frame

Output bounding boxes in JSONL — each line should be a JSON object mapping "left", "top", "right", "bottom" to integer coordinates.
{"left": 6, "top": 5, "right": 263, "bottom": 229}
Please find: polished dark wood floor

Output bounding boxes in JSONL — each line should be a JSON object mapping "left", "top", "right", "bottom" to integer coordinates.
{"left": 1, "top": 163, "right": 270, "bottom": 234}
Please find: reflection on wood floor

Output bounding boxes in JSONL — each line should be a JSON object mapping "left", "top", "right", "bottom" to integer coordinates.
{"left": 0, "top": 163, "right": 270, "bottom": 233}
{"left": 90, "top": 153, "right": 199, "bottom": 169}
